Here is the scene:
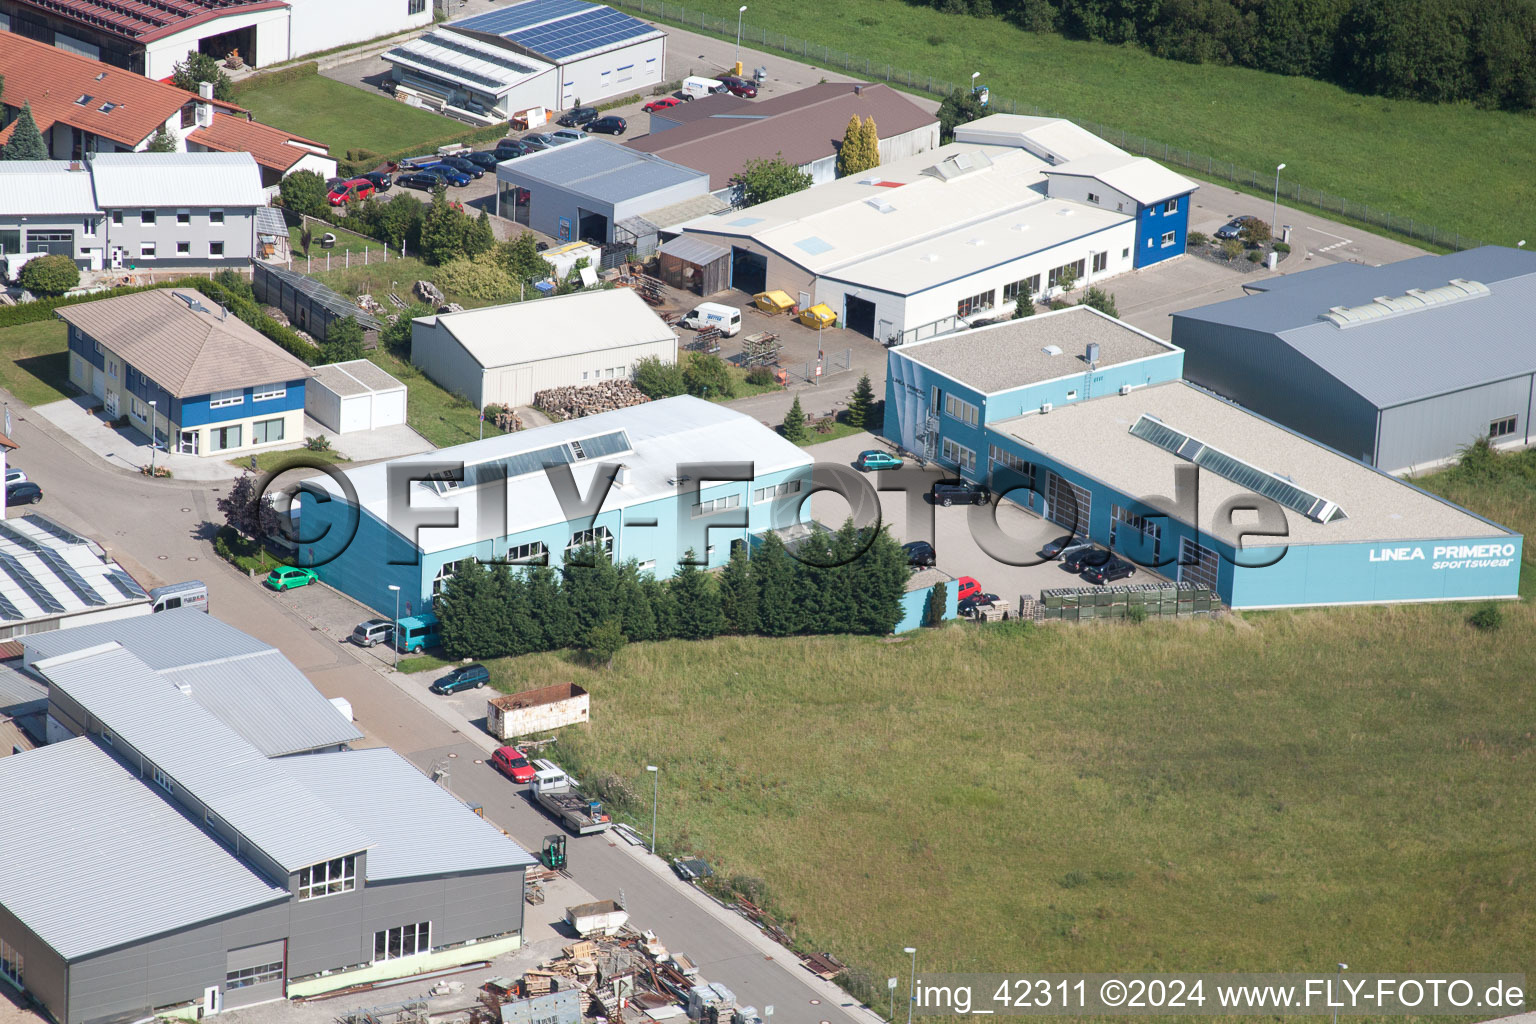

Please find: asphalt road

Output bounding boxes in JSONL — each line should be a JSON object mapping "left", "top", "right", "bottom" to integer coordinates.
{"left": 4, "top": 400, "right": 874, "bottom": 1024}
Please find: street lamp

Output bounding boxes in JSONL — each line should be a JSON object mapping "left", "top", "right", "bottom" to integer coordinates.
{"left": 1272, "top": 162, "right": 1286, "bottom": 234}
{"left": 735, "top": 6, "right": 747, "bottom": 67}
{"left": 387, "top": 585, "right": 401, "bottom": 668}
{"left": 148, "top": 399, "right": 157, "bottom": 476}
{"left": 903, "top": 947, "right": 917, "bottom": 1024}
{"left": 1333, "top": 963, "right": 1347, "bottom": 1024}
{"left": 645, "top": 765, "right": 659, "bottom": 854}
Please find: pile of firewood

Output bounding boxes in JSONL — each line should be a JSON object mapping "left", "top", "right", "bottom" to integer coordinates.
{"left": 534, "top": 380, "right": 650, "bottom": 421}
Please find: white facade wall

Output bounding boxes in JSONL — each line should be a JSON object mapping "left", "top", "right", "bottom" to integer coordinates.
{"left": 141, "top": 8, "right": 293, "bottom": 79}
{"left": 878, "top": 123, "right": 941, "bottom": 164}
{"left": 556, "top": 36, "right": 666, "bottom": 108}
{"left": 288, "top": 0, "right": 432, "bottom": 61}
{"left": 289, "top": 150, "right": 340, "bottom": 180}
{"left": 1044, "top": 175, "right": 1138, "bottom": 216}
{"left": 485, "top": 335, "right": 679, "bottom": 407}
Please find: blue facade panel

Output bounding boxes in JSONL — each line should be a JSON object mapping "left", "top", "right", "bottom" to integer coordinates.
{"left": 178, "top": 380, "right": 307, "bottom": 428}
{"left": 1228, "top": 537, "right": 1524, "bottom": 609}
{"left": 67, "top": 325, "right": 106, "bottom": 370}
{"left": 983, "top": 351, "right": 1186, "bottom": 423}
{"left": 1134, "top": 193, "right": 1192, "bottom": 268}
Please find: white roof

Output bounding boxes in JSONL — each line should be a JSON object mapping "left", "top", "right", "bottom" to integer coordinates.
{"left": 954, "top": 114, "right": 1128, "bottom": 163}
{"left": 0, "top": 161, "right": 97, "bottom": 217}
{"left": 313, "top": 395, "right": 812, "bottom": 554}
{"left": 36, "top": 643, "right": 373, "bottom": 873}
{"left": 284, "top": 748, "right": 538, "bottom": 881}
{"left": 423, "top": 288, "right": 677, "bottom": 368}
{"left": 88, "top": 151, "right": 266, "bottom": 209}
{"left": 383, "top": 29, "right": 553, "bottom": 96}
{"left": 0, "top": 514, "right": 147, "bottom": 626}
{"left": 1046, "top": 153, "right": 1197, "bottom": 206}
{"left": 681, "top": 142, "right": 1125, "bottom": 296}
{"left": 0, "top": 737, "right": 290, "bottom": 960}
{"left": 311, "top": 359, "right": 407, "bottom": 399}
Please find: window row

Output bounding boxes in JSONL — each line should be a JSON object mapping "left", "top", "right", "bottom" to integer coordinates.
{"left": 692, "top": 493, "right": 742, "bottom": 518}
{"left": 944, "top": 394, "right": 979, "bottom": 427}
{"left": 1002, "top": 274, "right": 1041, "bottom": 302}
{"left": 114, "top": 209, "right": 226, "bottom": 226}
{"left": 988, "top": 444, "right": 1032, "bottom": 477}
{"left": 375, "top": 922, "right": 431, "bottom": 961}
{"left": 1048, "top": 259, "right": 1087, "bottom": 289}
{"left": 753, "top": 478, "right": 802, "bottom": 504}
{"left": 567, "top": 526, "right": 613, "bottom": 554}
{"left": 1112, "top": 503, "right": 1158, "bottom": 537}
{"left": 504, "top": 540, "right": 549, "bottom": 564}
{"left": 941, "top": 438, "right": 976, "bottom": 473}
{"left": 206, "top": 418, "right": 285, "bottom": 452}
{"left": 298, "top": 856, "right": 357, "bottom": 900}
{"left": 581, "top": 366, "right": 627, "bottom": 382}
{"left": 1490, "top": 415, "right": 1518, "bottom": 439}
{"left": 956, "top": 289, "right": 995, "bottom": 318}
{"left": 226, "top": 961, "right": 284, "bottom": 990}
{"left": 137, "top": 241, "right": 226, "bottom": 258}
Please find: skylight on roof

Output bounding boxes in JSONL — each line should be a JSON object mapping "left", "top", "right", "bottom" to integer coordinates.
{"left": 99, "top": 103, "right": 117, "bottom": 114}
{"left": 794, "top": 236, "right": 834, "bottom": 256}
{"left": 1128, "top": 414, "right": 1346, "bottom": 524}
{"left": 75, "top": 95, "right": 93, "bottom": 106}
{"left": 728, "top": 216, "right": 765, "bottom": 227}
{"left": 865, "top": 197, "right": 894, "bottom": 213}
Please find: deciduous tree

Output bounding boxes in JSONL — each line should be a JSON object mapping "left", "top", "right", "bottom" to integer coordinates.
{"left": 279, "top": 170, "right": 328, "bottom": 219}
{"left": 633, "top": 355, "right": 687, "bottom": 398}
{"left": 731, "top": 154, "right": 813, "bottom": 206}
{"left": 171, "top": 50, "right": 235, "bottom": 102}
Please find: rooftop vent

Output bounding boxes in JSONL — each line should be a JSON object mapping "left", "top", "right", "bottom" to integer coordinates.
{"left": 865, "top": 197, "right": 894, "bottom": 213}
{"left": 172, "top": 292, "right": 211, "bottom": 314}
{"left": 919, "top": 252, "right": 939, "bottom": 263}
{"left": 1321, "top": 278, "right": 1490, "bottom": 327}
{"left": 1041, "top": 345, "right": 1063, "bottom": 356}
{"left": 966, "top": 238, "right": 985, "bottom": 246}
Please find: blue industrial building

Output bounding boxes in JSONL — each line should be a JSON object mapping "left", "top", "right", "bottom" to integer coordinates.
{"left": 1172, "top": 245, "right": 1536, "bottom": 472}
{"left": 302, "top": 396, "right": 814, "bottom": 617}
{"left": 884, "top": 306, "right": 1522, "bottom": 609}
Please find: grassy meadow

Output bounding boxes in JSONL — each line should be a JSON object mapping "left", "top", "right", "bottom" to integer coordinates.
{"left": 459, "top": 452, "right": 1536, "bottom": 1012}
{"left": 230, "top": 71, "right": 459, "bottom": 160}
{"left": 664, "top": 0, "right": 1535, "bottom": 247}
{"left": 0, "top": 321, "right": 73, "bottom": 407}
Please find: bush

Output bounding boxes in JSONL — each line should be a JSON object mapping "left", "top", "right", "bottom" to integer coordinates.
{"left": 18, "top": 254, "right": 80, "bottom": 296}
{"left": 305, "top": 434, "right": 332, "bottom": 452}
{"left": 435, "top": 251, "right": 517, "bottom": 302}
{"left": 633, "top": 355, "right": 687, "bottom": 398}
{"left": 1220, "top": 238, "right": 1245, "bottom": 261}
{"left": 745, "top": 366, "right": 777, "bottom": 387}
{"left": 1187, "top": 231, "right": 1210, "bottom": 247}
{"left": 1240, "top": 218, "right": 1273, "bottom": 246}
{"left": 1469, "top": 606, "right": 1504, "bottom": 631}
{"left": 1048, "top": 298, "right": 1072, "bottom": 310}
{"left": 1273, "top": 241, "right": 1292, "bottom": 254}
{"left": 1247, "top": 250, "right": 1263, "bottom": 262}
{"left": 683, "top": 352, "right": 734, "bottom": 399}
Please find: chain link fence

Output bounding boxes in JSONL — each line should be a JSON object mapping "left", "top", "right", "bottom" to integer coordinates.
{"left": 615, "top": 0, "right": 1486, "bottom": 253}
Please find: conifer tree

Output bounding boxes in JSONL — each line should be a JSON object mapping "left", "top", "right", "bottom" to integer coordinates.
{"left": 436, "top": 563, "right": 489, "bottom": 658}
{"left": 616, "top": 560, "right": 658, "bottom": 642}
{"left": 781, "top": 395, "right": 810, "bottom": 444}
{"left": 835, "top": 114, "right": 863, "bottom": 177}
{"left": 524, "top": 563, "right": 573, "bottom": 650}
{"left": 717, "top": 541, "right": 759, "bottom": 634}
{"left": 846, "top": 374, "right": 874, "bottom": 430}
{"left": 753, "top": 533, "right": 802, "bottom": 636}
{"left": 1, "top": 103, "right": 48, "bottom": 161}
{"left": 859, "top": 115, "right": 881, "bottom": 170}
{"left": 562, "top": 544, "right": 620, "bottom": 638}
{"left": 670, "top": 550, "right": 724, "bottom": 640}
{"left": 641, "top": 575, "right": 678, "bottom": 640}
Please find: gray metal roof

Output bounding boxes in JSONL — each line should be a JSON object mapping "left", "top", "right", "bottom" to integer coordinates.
{"left": 254, "top": 263, "right": 383, "bottom": 330}
{"left": 283, "top": 748, "right": 537, "bottom": 882}
{"left": 1173, "top": 246, "right": 1536, "bottom": 407}
{"left": 0, "top": 737, "right": 290, "bottom": 960}
{"left": 36, "top": 644, "right": 372, "bottom": 873}
{"left": 0, "top": 660, "right": 46, "bottom": 713}
{"left": 498, "top": 139, "right": 706, "bottom": 205}
{"left": 88, "top": 151, "right": 266, "bottom": 209}
{"left": 23, "top": 606, "right": 271, "bottom": 669}
{"left": 311, "top": 359, "right": 406, "bottom": 400}
{"left": 659, "top": 234, "right": 730, "bottom": 266}
{"left": 161, "top": 649, "right": 363, "bottom": 757}
{"left": 0, "top": 161, "right": 98, "bottom": 217}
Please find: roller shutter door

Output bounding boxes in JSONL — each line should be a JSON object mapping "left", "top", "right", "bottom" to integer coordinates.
{"left": 1045, "top": 472, "right": 1091, "bottom": 534}
{"left": 224, "top": 939, "right": 285, "bottom": 1009}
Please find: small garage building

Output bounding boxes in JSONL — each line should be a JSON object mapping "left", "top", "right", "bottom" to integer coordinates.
{"left": 305, "top": 360, "right": 408, "bottom": 435}
{"left": 496, "top": 140, "right": 709, "bottom": 245}
{"left": 409, "top": 288, "right": 678, "bottom": 409}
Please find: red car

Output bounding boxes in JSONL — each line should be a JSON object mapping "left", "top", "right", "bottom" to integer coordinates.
{"left": 957, "top": 576, "right": 981, "bottom": 603}
{"left": 327, "top": 178, "right": 375, "bottom": 206}
{"left": 642, "top": 96, "right": 682, "bottom": 112}
{"left": 492, "top": 745, "right": 537, "bottom": 783}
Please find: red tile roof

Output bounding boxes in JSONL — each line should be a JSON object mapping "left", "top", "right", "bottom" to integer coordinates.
{"left": 626, "top": 82, "right": 938, "bottom": 191}
{"left": 0, "top": 641, "right": 23, "bottom": 661}
{"left": 189, "top": 112, "right": 327, "bottom": 172}
{"left": 9, "top": 0, "right": 290, "bottom": 44}
{"left": 0, "top": 32, "right": 244, "bottom": 148}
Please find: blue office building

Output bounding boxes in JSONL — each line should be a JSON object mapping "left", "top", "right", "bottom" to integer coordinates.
{"left": 884, "top": 306, "right": 1522, "bottom": 609}
{"left": 302, "top": 396, "right": 813, "bottom": 617}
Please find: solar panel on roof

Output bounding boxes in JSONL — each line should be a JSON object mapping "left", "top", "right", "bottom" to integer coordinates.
{"left": 0, "top": 589, "right": 23, "bottom": 623}
{"left": 0, "top": 553, "right": 66, "bottom": 615}
{"left": 507, "top": 6, "right": 656, "bottom": 59}
{"left": 106, "top": 570, "right": 148, "bottom": 600}
{"left": 0, "top": 521, "right": 44, "bottom": 554}
{"left": 35, "top": 549, "right": 108, "bottom": 607}
{"left": 22, "top": 515, "right": 87, "bottom": 546}
{"left": 452, "top": 0, "right": 596, "bottom": 36}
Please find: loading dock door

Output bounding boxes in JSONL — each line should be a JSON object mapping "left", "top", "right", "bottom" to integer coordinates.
{"left": 1178, "top": 537, "right": 1220, "bottom": 592}
{"left": 1045, "top": 471, "right": 1091, "bottom": 534}
{"left": 577, "top": 208, "right": 609, "bottom": 244}
{"left": 731, "top": 247, "right": 767, "bottom": 295}
{"left": 844, "top": 296, "right": 876, "bottom": 337}
{"left": 224, "top": 940, "right": 286, "bottom": 1009}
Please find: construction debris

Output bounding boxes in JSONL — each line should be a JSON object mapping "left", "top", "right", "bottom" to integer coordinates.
{"left": 414, "top": 280, "right": 444, "bottom": 306}
{"left": 799, "top": 951, "right": 846, "bottom": 980}
{"left": 533, "top": 380, "right": 651, "bottom": 421}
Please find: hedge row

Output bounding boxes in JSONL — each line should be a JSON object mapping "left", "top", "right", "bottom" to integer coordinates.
{"left": 0, "top": 278, "right": 209, "bottom": 330}
{"left": 234, "top": 61, "right": 321, "bottom": 92}
{"left": 339, "top": 122, "right": 510, "bottom": 176}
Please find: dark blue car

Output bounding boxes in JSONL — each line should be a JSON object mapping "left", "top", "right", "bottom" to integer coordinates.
{"left": 419, "top": 162, "right": 471, "bottom": 187}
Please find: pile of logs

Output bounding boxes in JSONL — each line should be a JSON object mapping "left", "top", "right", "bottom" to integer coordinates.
{"left": 534, "top": 380, "right": 650, "bottom": 421}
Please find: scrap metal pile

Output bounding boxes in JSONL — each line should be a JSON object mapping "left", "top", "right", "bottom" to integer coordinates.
{"left": 534, "top": 380, "right": 651, "bottom": 421}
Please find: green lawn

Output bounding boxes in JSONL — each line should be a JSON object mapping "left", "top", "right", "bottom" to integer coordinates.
{"left": 228, "top": 448, "right": 351, "bottom": 473}
{"left": 366, "top": 347, "right": 506, "bottom": 449}
{"left": 660, "top": 0, "right": 1535, "bottom": 247}
{"left": 289, "top": 225, "right": 386, "bottom": 262}
{"left": 0, "top": 321, "right": 74, "bottom": 407}
{"left": 231, "top": 71, "right": 462, "bottom": 162}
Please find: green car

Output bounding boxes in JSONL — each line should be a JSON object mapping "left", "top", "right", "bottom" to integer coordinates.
{"left": 856, "top": 449, "right": 904, "bottom": 472}
{"left": 266, "top": 566, "right": 318, "bottom": 591}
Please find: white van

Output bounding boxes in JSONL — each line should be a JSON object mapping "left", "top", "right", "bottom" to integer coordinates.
{"left": 682, "top": 76, "right": 728, "bottom": 99}
{"left": 680, "top": 302, "right": 742, "bottom": 336}
{"left": 149, "top": 580, "right": 209, "bottom": 614}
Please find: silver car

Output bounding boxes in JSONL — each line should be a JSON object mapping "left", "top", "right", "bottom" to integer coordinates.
{"left": 350, "top": 619, "right": 394, "bottom": 647}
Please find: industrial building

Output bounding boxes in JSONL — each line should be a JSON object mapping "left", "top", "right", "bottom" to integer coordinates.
{"left": 495, "top": 139, "right": 711, "bottom": 245}
{"left": 410, "top": 289, "right": 678, "bottom": 409}
{"left": 0, "top": 0, "right": 432, "bottom": 79}
{"left": 302, "top": 396, "right": 813, "bottom": 616}
{"left": 1171, "top": 245, "right": 1536, "bottom": 473}
{"left": 391, "top": 0, "right": 667, "bottom": 117}
{"left": 0, "top": 610, "right": 534, "bottom": 1024}
{"left": 884, "top": 305, "right": 1523, "bottom": 609}
{"left": 60, "top": 287, "right": 312, "bottom": 458}
{"left": 627, "top": 82, "right": 940, "bottom": 198}
{"left": 674, "top": 114, "right": 1196, "bottom": 343}
{"left": 0, "top": 152, "right": 265, "bottom": 270}
{"left": 0, "top": 513, "right": 149, "bottom": 640}
{"left": 0, "top": 31, "right": 335, "bottom": 177}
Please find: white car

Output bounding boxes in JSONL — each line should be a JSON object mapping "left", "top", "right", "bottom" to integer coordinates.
{"left": 4, "top": 468, "right": 25, "bottom": 485}
{"left": 547, "top": 129, "right": 587, "bottom": 146}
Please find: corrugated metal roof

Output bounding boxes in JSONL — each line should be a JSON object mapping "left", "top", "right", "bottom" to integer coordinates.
{"left": 36, "top": 644, "right": 372, "bottom": 872}
{"left": 54, "top": 288, "right": 313, "bottom": 398}
{"left": 431, "top": 287, "right": 676, "bottom": 367}
{"left": 162, "top": 650, "right": 362, "bottom": 757}
{"left": 88, "top": 152, "right": 267, "bottom": 209}
{"left": 0, "top": 661, "right": 46, "bottom": 712}
{"left": 0, "top": 737, "right": 289, "bottom": 960}
{"left": 384, "top": 29, "right": 552, "bottom": 95}
{"left": 0, "top": 162, "right": 98, "bottom": 217}
{"left": 23, "top": 606, "right": 268, "bottom": 667}
{"left": 1172, "top": 246, "right": 1536, "bottom": 407}
{"left": 658, "top": 234, "right": 730, "bottom": 266}
{"left": 498, "top": 139, "right": 706, "bottom": 205}
{"left": 284, "top": 748, "right": 537, "bottom": 881}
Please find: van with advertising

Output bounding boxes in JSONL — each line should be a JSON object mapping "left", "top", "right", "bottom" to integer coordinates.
{"left": 681, "top": 76, "right": 728, "bottom": 99}
{"left": 149, "top": 580, "right": 209, "bottom": 614}
{"left": 393, "top": 612, "right": 441, "bottom": 654}
{"left": 680, "top": 302, "right": 742, "bottom": 336}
